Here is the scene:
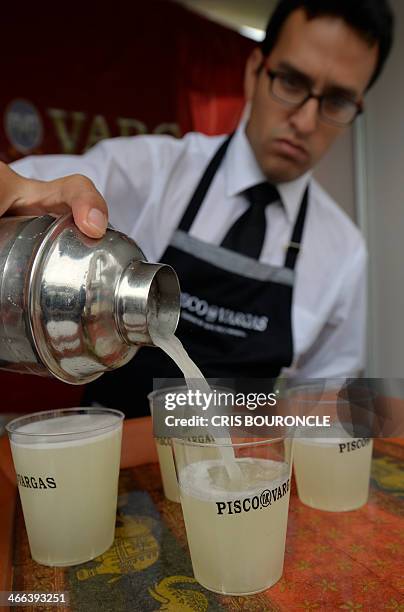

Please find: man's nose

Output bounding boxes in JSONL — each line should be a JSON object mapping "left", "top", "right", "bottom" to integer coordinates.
{"left": 289, "top": 98, "right": 319, "bottom": 135}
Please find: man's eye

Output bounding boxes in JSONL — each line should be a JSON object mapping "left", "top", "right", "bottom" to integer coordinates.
{"left": 324, "top": 96, "right": 352, "bottom": 111}
{"left": 279, "top": 74, "right": 306, "bottom": 92}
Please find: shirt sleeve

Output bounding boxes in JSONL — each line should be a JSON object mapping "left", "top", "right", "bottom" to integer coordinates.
{"left": 9, "top": 135, "right": 175, "bottom": 236}
{"left": 291, "top": 243, "right": 368, "bottom": 380}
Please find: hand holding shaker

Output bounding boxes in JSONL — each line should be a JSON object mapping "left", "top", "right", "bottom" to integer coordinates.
{"left": 0, "top": 214, "right": 180, "bottom": 383}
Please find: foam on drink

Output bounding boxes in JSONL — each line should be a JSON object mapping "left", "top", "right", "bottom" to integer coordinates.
{"left": 13, "top": 413, "right": 119, "bottom": 441}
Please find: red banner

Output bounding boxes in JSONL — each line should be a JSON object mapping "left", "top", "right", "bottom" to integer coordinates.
{"left": 1, "top": 1, "right": 254, "bottom": 163}
{"left": 0, "top": 1, "right": 255, "bottom": 411}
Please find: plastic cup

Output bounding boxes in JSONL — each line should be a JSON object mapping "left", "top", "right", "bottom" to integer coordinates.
{"left": 173, "top": 436, "right": 293, "bottom": 595}
{"left": 148, "top": 385, "right": 227, "bottom": 503}
{"left": 148, "top": 388, "right": 181, "bottom": 502}
{"left": 6, "top": 407, "right": 124, "bottom": 566}
{"left": 291, "top": 385, "right": 374, "bottom": 511}
{"left": 153, "top": 435, "right": 181, "bottom": 503}
{"left": 293, "top": 431, "right": 373, "bottom": 511}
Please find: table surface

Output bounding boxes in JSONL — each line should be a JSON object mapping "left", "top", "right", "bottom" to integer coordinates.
{"left": 0, "top": 422, "right": 403, "bottom": 612}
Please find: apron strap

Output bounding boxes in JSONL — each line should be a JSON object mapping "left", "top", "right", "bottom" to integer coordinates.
{"left": 178, "top": 134, "right": 234, "bottom": 232}
{"left": 178, "top": 130, "right": 309, "bottom": 271}
{"left": 284, "top": 185, "right": 309, "bottom": 270}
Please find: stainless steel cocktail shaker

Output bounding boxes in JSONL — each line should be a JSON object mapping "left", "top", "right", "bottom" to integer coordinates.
{"left": 0, "top": 214, "right": 180, "bottom": 384}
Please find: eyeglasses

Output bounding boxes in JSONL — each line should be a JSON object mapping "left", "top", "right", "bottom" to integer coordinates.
{"left": 266, "top": 68, "right": 363, "bottom": 127}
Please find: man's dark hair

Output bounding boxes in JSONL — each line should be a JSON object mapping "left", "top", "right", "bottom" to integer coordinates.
{"left": 261, "top": 0, "right": 394, "bottom": 89}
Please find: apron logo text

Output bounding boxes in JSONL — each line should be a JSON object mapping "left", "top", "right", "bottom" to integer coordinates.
{"left": 181, "top": 292, "right": 269, "bottom": 333}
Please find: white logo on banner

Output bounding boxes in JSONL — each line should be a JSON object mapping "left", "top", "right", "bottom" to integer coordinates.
{"left": 4, "top": 99, "right": 44, "bottom": 153}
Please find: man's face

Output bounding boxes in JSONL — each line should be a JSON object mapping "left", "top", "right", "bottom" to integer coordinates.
{"left": 245, "top": 9, "right": 379, "bottom": 182}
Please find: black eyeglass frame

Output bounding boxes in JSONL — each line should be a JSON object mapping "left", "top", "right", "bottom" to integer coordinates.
{"left": 265, "top": 67, "right": 364, "bottom": 127}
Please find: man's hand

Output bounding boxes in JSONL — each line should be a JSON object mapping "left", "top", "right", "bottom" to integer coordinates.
{"left": 0, "top": 162, "right": 108, "bottom": 238}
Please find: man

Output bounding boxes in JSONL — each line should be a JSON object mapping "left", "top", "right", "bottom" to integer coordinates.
{"left": 0, "top": 0, "right": 394, "bottom": 415}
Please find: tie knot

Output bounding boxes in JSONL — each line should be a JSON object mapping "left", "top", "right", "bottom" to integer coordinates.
{"left": 245, "top": 182, "right": 280, "bottom": 207}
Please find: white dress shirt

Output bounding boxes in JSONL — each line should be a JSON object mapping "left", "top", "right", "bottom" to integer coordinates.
{"left": 11, "top": 119, "right": 367, "bottom": 380}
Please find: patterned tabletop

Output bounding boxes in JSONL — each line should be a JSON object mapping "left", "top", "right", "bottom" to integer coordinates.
{"left": 10, "top": 440, "right": 404, "bottom": 612}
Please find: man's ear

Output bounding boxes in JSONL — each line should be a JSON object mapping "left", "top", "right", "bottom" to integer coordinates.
{"left": 244, "top": 48, "right": 264, "bottom": 102}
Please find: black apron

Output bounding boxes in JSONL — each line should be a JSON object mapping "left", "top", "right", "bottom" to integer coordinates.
{"left": 83, "top": 136, "right": 309, "bottom": 415}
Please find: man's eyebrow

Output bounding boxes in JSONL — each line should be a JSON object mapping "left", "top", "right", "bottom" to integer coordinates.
{"left": 276, "top": 61, "right": 359, "bottom": 99}
{"left": 277, "top": 61, "right": 314, "bottom": 86}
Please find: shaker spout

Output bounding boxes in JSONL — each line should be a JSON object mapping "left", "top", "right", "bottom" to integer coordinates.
{"left": 115, "top": 261, "right": 180, "bottom": 346}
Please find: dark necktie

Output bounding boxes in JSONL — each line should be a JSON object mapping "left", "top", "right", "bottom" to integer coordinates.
{"left": 221, "top": 182, "right": 281, "bottom": 259}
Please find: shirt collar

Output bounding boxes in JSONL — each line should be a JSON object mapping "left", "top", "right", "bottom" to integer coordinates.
{"left": 224, "top": 116, "right": 311, "bottom": 224}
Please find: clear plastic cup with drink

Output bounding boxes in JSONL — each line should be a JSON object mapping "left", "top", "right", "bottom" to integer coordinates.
{"left": 173, "top": 435, "right": 293, "bottom": 595}
{"left": 149, "top": 387, "right": 182, "bottom": 502}
{"left": 291, "top": 384, "right": 374, "bottom": 511}
{"left": 6, "top": 407, "right": 124, "bottom": 566}
{"left": 148, "top": 385, "right": 229, "bottom": 504}
{"left": 153, "top": 434, "right": 181, "bottom": 503}
{"left": 293, "top": 428, "right": 373, "bottom": 511}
